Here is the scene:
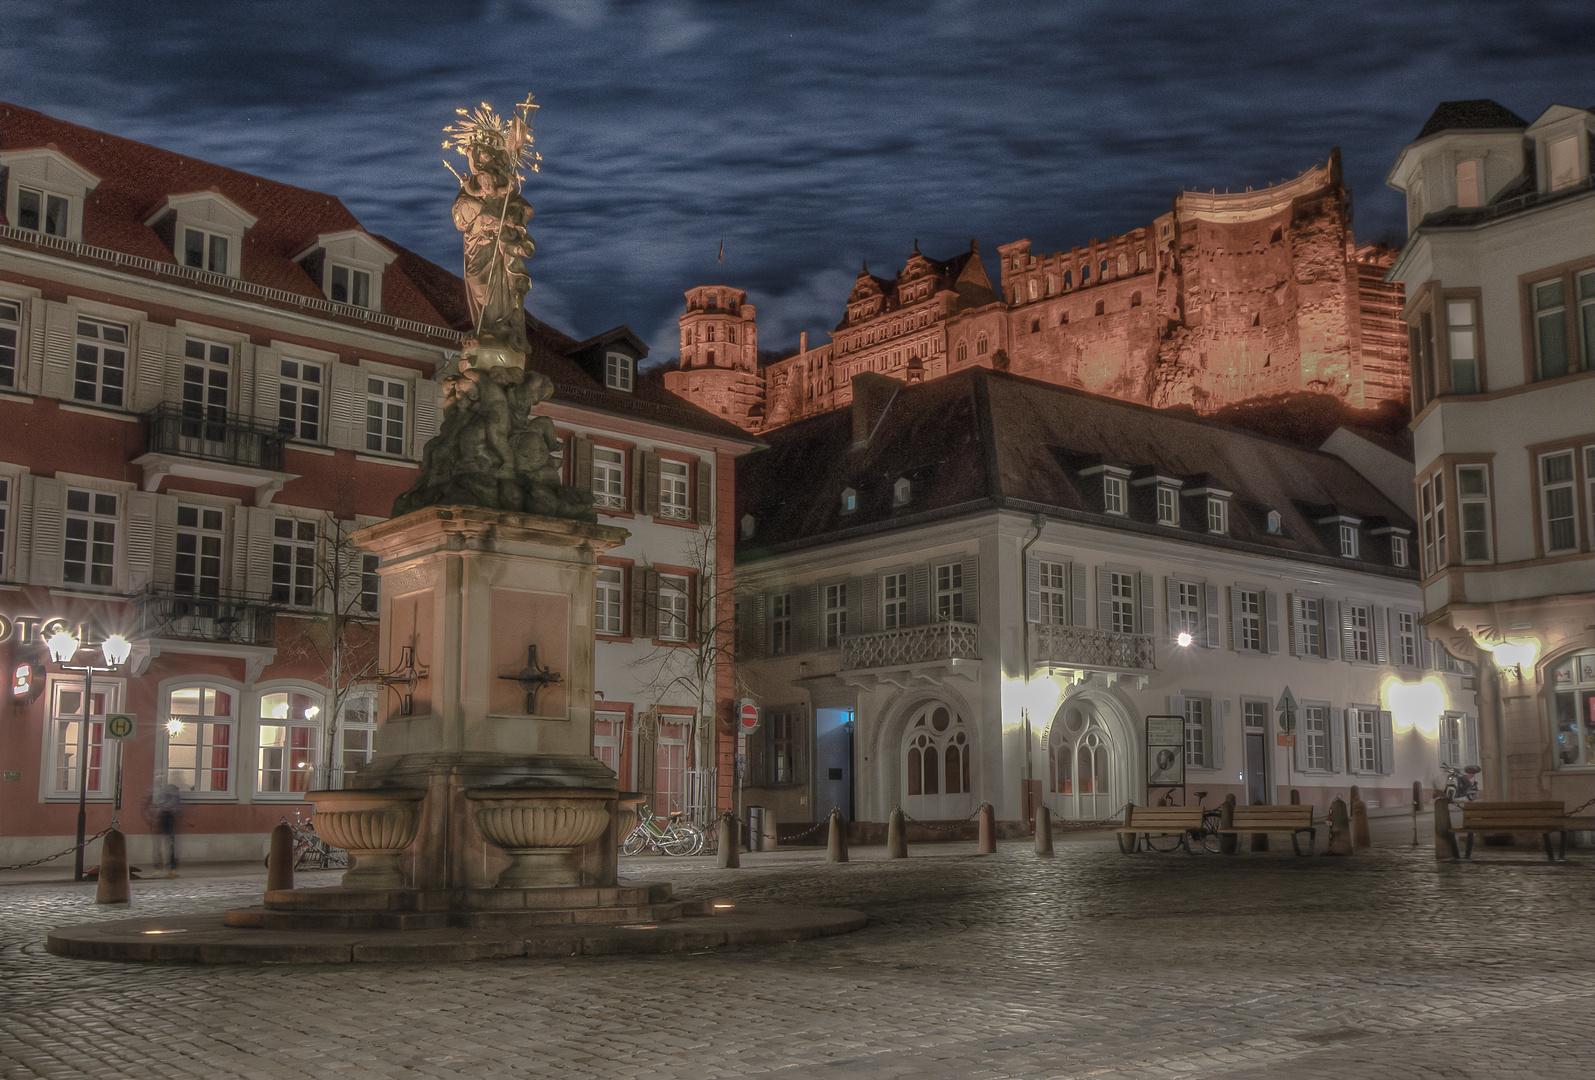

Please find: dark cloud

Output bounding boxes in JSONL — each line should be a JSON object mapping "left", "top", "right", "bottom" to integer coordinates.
{"left": 6, "top": 0, "right": 1591, "bottom": 360}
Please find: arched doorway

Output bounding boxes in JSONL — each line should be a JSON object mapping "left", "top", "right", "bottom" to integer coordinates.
{"left": 900, "top": 701, "right": 974, "bottom": 821}
{"left": 1045, "top": 698, "right": 1124, "bottom": 822}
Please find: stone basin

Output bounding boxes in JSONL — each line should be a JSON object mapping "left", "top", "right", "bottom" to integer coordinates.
{"left": 308, "top": 788, "right": 427, "bottom": 890}
{"left": 466, "top": 787, "right": 613, "bottom": 888}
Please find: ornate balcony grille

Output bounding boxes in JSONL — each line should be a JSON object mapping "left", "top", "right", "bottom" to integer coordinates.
{"left": 1033, "top": 624, "right": 1155, "bottom": 671}
{"left": 143, "top": 402, "right": 286, "bottom": 471}
{"left": 131, "top": 586, "right": 278, "bottom": 646}
{"left": 841, "top": 621, "right": 979, "bottom": 670}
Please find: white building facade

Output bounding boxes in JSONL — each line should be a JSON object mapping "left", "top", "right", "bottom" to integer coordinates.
{"left": 1385, "top": 100, "right": 1595, "bottom": 805}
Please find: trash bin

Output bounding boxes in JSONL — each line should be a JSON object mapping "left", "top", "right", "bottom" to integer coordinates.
{"left": 745, "top": 806, "right": 765, "bottom": 852}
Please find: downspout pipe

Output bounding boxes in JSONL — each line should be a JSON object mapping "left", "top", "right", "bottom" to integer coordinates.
{"left": 1020, "top": 512, "right": 1047, "bottom": 781}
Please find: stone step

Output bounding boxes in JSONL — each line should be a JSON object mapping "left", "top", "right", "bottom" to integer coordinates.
{"left": 262, "top": 880, "right": 671, "bottom": 914}
{"left": 455, "top": 902, "right": 686, "bottom": 930}
{"left": 227, "top": 900, "right": 688, "bottom": 932}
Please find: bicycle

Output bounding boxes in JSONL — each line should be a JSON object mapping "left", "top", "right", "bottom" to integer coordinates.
{"left": 1146, "top": 790, "right": 1222, "bottom": 854}
{"left": 263, "top": 812, "right": 349, "bottom": 871}
{"left": 620, "top": 805, "right": 706, "bottom": 856}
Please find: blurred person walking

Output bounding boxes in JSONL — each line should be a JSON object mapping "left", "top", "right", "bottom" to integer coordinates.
{"left": 142, "top": 777, "right": 184, "bottom": 877}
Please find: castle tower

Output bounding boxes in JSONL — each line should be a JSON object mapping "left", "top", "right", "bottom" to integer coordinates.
{"left": 664, "top": 285, "right": 766, "bottom": 427}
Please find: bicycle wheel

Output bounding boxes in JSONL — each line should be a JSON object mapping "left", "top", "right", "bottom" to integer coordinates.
{"left": 1198, "top": 823, "right": 1222, "bottom": 854}
{"left": 661, "top": 827, "right": 698, "bottom": 856}
{"left": 621, "top": 827, "right": 649, "bottom": 856}
{"left": 683, "top": 824, "right": 707, "bottom": 856}
{"left": 1145, "top": 831, "right": 1185, "bottom": 853}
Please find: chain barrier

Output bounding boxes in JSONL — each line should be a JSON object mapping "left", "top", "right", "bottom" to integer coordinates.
{"left": 1564, "top": 797, "right": 1595, "bottom": 818}
{"left": 0, "top": 827, "right": 114, "bottom": 873}
{"left": 777, "top": 808, "right": 844, "bottom": 843}
{"left": 1045, "top": 802, "right": 1135, "bottom": 830}
{"left": 895, "top": 804, "right": 985, "bottom": 834}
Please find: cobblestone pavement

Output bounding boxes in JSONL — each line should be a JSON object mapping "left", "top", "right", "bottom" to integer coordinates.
{"left": 3, "top": 838, "right": 1591, "bottom": 1080}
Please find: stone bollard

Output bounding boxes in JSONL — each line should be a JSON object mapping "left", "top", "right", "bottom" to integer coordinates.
{"left": 1433, "top": 794, "right": 1457, "bottom": 858}
{"left": 717, "top": 812, "right": 740, "bottom": 869}
{"left": 826, "top": 808, "right": 849, "bottom": 863}
{"left": 1219, "top": 794, "right": 1238, "bottom": 855}
{"left": 266, "top": 821, "right": 295, "bottom": 893}
{"left": 1290, "top": 789, "right": 1301, "bottom": 805}
{"left": 1326, "top": 798, "right": 1353, "bottom": 856}
{"left": 887, "top": 807, "right": 908, "bottom": 859}
{"left": 1350, "top": 797, "right": 1372, "bottom": 850}
{"left": 1249, "top": 799, "right": 1270, "bottom": 852}
{"left": 977, "top": 802, "right": 996, "bottom": 854}
{"left": 1412, "top": 780, "right": 1424, "bottom": 848}
{"left": 1034, "top": 805, "right": 1054, "bottom": 857}
{"left": 95, "top": 829, "right": 130, "bottom": 904}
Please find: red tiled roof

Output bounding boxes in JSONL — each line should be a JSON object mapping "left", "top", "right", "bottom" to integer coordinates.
{"left": 1, "top": 103, "right": 456, "bottom": 330}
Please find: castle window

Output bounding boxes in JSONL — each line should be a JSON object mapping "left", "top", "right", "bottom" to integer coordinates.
{"left": 1137, "top": 250, "right": 1147, "bottom": 271}
{"left": 1030, "top": 319, "right": 1040, "bottom": 334}
{"left": 1100, "top": 259, "right": 1108, "bottom": 276}
{"left": 976, "top": 334, "right": 988, "bottom": 355}
{"left": 1252, "top": 313, "right": 1260, "bottom": 327}
{"left": 1081, "top": 264, "right": 1090, "bottom": 283}
{"left": 1094, "top": 300, "right": 1105, "bottom": 316}
{"left": 1064, "top": 270, "right": 1072, "bottom": 289}
{"left": 1046, "top": 275, "right": 1056, "bottom": 295}
{"left": 707, "top": 296, "right": 717, "bottom": 309}
{"left": 706, "top": 349, "right": 715, "bottom": 366}
{"left": 706, "top": 326, "right": 715, "bottom": 343}
{"left": 1059, "top": 311, "right": 1069, "bottom": 325}
{"left": 604, "top": 352, "right": 634, "bottom": 392}
{"left": 1028, "top": 279, "right": 1039, "bottom": 301}
{"left": 728, "top": 327, "right": 736, "bottom": 344}
{"left": 1116, "top": 254, "right": 1127, "bottom": 276}
{"left": 1131, "top": 292, "right": 1142, "bottom": 308}
{"left": 957, "top": 340, "right": 967, "bottom": 362}
{"left": 1270, "top": 226, "right": 1283, "bottom": 243}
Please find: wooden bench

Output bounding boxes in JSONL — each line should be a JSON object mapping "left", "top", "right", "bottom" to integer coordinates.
{"left": 1115, "top": 805, "right": 1204, "bottom": 854}
{"left": 1448, "top": 801, "right": 1569, "bottom": 861}
{"left": 1215, "top": 804, "right": 1317, "bottom": 856}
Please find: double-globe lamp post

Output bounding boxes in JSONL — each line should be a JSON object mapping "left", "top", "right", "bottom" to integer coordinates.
{"left": 46, "top": 630, "right": 132, "bottom": 882}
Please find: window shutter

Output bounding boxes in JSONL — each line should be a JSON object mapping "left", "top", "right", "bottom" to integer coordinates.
{"left": 40, "top": 300, "right": 76, "bottom": 400}
{"left": 631, "top": 567, "right": 648, "bottom": 640}
{"left": 251, "top": 347, "right": 280, "bottom": 425}
{"left": 796, "top": 585, "right": 816, "bottom": 652}
{"left": 1289, "top": 594, "right": 1305, "bottom": 656}
{"left": 1462, "top": 715, "right": 1480, "bottom": 768}
{"left": 1211, "top": 699, "right": 1229, "bottom": 770}
{"left": 125, "top": 491, "right": 159, "bottom": 592}
{"left": 1164, "top": 577, "right": 1180, "bottom": 642}
{"left": 229, "top": 506, "right": 249, "bottom": 593}
{"left": 696, "top": 460, "right": 712, "bottom": 525}
{"left": 963, "top": 557, "right": 980, "bottom": 624}
{"left": 1343, "top": 603, "right": 1360, "bottom": 661}
{"left": 636, "top": 716, "right": 658, "bottom": 799}
{"left": 844, "top": 577, "right": 861, "bottom": 640}
{"left": 1378, "top": 710, "right": 1395, "bottom": 776}
{"left": 162, "top": 334, "right": 185, "bottom": 403}
{"left": 334, "top": 522, "right": 363, "bottom": 615}
{"left": 643, "top": 568, "right": 661, "bottom": 638}
{"left": 861, "top": 575, "right": 879, "bottom": 633}
{"left": 1095, "top": 567, "right": 1111, "bottom": 629}
{"left": 1228, "top": 586, "right": 1243, "bottom": 651}
{"left": 328, "top": 362, "right": 363, "bottom": 450}
{"left": 745, "top": 717, "right": 766, "bottom": 786}
{"left": 1203, "top": 583, "right": 1219, "bottom": 649}
{"left": 910, "top": 565, "right": 929, "bottom": 624}
{"left": 245, "top": 507, "right": 276, "bottom": 598}
{"left": 1026, "top": 560, "right": 1043, "bottom": 623}
{"left": 133, "top": 322, "right": 170, "bottom": 414}
{"left": 1324, "top": 602, "right": 1340, "bottom": 661}
{"left": 1372, "top": 606, "right": 1389, "bottom": 664}
{"left": 573, "top": 437, "right": 593, "bottom": 492}
{"left": 630, "top": 449, "right": 647, "bottom": 512}
{"left": 1293, "top": 718, "right": 1308, "bottom": 772}
{"left": 1416, "top": 625, "right": 1431, "bottom": 670}
{"left": 28, "top": 476, "right": 65, "bottom": 587}
{"left": 1265, "top": 590, "right": 1280, "bottom": 654}
{"left": 410, "top": 377, "right": 439, "bottom": 458}
{"left": 11, "top": 474, "right": 36, "bottom": 582}
{"left": 1137, "top": 572, "right": 1152, "bottom": 636}
{"left": 234, "top": 343, "right": 255, "bottom": 420}
{"left": 1166, "top": 695, "right": 1185, "bottom": 759}
{"left": 642, "top": 452, "right": 661, "bottom": 515}
{"left": 752, "top": 592, "right": 766, "bottom": 656}
{"left": 1070, "top": 562, "right": 1089, "bottom": 627}
{"left": 1330, "top": 709, "right": 1346, "bottom": 773}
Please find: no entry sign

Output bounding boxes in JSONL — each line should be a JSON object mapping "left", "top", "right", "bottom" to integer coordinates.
{"left": 738, "top": 700, "right": 760, "bottom": 731}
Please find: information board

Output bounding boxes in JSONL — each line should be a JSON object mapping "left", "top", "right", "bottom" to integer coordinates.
{"left": 1145, "top": 713, "right": 1185, "bottom": 788}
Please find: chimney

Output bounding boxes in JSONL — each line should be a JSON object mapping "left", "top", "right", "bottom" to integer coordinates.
{"left": 851, "top": 372, "right": 899, "bottom": 447}
{"left": 799, "top": 331, "right": 808, "bottom": 354}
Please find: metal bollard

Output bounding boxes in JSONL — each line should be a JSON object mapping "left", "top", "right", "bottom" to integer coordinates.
{"left": 95, "top": 829, "right": 130, "bottom": 904}
{"left": 1290, "top": 789, "right": 1301, "bottom": 805}
{"left": 887, "top": 807, "right": 908, "bottom": 859}
{"left": 717, "top": 812, "right": 740, "bottom": 869}
{"left": 1350, "top": 798, "right": 1372, "bottom": 850}
{"left": 977, "top": 802, "right": 996, "bottom": 854}
{"left": 1433, "top": 794, "right": 1457, "bottom": 858}
{"left": 266, "top": 822, "right": 295, "bottom": 893}
{"left": 1034, "top": 805, "right": 1054, "bottom": 857}
{"left": 1326, "top": 798, "right": 1353, "bottom": 856}
{"left": 826, "top": 808, "right": 849, "bottom": 863}
{"left": 1219, "top": 794, "right": 1238, "bottom": 855}
{"left": 1249, "top": 798, "right": 1270, "bottom": 852}
{"left": 1411, "top": 780, "right": 1423, "bottom": 847}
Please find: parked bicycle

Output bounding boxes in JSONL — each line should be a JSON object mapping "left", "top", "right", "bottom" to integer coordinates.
{"left": 620, "top": 805, "right": 706, "bottom": 856}
{"left": 264, "top": 812, "right": 349, "bottom": 871}
{"left": 1147, "top": 790, "right": 1223, "bottom": 854}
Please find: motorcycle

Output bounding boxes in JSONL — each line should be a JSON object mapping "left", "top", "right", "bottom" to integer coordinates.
{"left": 1440, "top": 763, "right": 1482, "bottom": 802}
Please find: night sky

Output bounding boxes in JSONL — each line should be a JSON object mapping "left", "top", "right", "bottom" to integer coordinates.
{"left": 7, "top": 1, "right": 1591, "bottom": 364}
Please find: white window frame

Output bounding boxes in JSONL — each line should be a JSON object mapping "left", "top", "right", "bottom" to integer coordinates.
{"left": 1391, "top": 534, "right": 1409, "bottom": 568}
{"left": 1207, "top": 497, "right": 1228, "bottom": 535}
{"left": 659, "top": 574, "right": 690, "bottom": 642}
{"left": 1349, "top": 705, "right": 1380, "bottom": 774}
{"left": 175, "top": 503, "right": 227, "bottom": 598}
{"left": 658, "top": 459, "right": 692, "bottom": 521}
{"left": 1539, "top": 450, "right": 1579, "bottom": 554}
{"left": 1156, "top": 486, "right": 1178, "bottom": 526}
{"left": 1532, "top": 278, "right": 1569, "bottom": 380}
{"left": 277, "top": 357, "right": 325, "bottom": 443}
{"left": 0, "top": 297, "right": 20, "bottom": 391}
{"left": 63, "top": 487, "right": 119, "bottom": 589}
{"left": 74, "top": 317, "right": 129, "bottom": 408}
{"left": 1235, "top": 587, "right": 1263, "bottom": 652}
{"left": 1108, "top": 571, "right": 1134, "bottom": 634}
{"left": 1421, "top": 470, "right": 1447, "bottom": 574}
{"left": 18, "top": 185, "right": 71, "bottom": 238}
{"left": 1183, "top": 696, "right": 1211, "bottom": 768}
{"left": 770, "top": 592, "right": 792, "bottom": 655}
{"left": 605, "top": 352, "right": 634, "bottom": 392}
{"left": 271, "top": 515, "right": 320, "bottom": 609}
{"left": 823, "top": 582, "right": 847, "bottom": 648}
{"left": 334, "top": 688, "right": 380, "bottom": 789}
{"left": 935, "top": 562, "right": 965, "bottom": 622}
{"left": 364, "top": 376, "right": 407, "bottom": 457}
{"left": 43, "top": 675, "right": 123, "bottom": 800}
{"left": 1345, "top": 602, "right": 1373, "bottom": 664}
{"left": 591, "top": 447, "right": 626, "bottom": 511}
{"left": 1039, "top": 561, "right": 1069, "bottom": 626}
{"left": 1339, "top": 523, "right": 1360, "bottom": 559}
{"left": 882, "top": 572, "right": 909, "bottom": 630}
{"left": 329, "top": 263, "right": 373, "bottom": 308}
{"left": 182, "top": 226, "right": 231, "bottom": 275}
{"left": 1172, "top": 580, "right": 1201, "bottom": 642}
{"left": 1456, "top": 465, "right": 1492, "bottom": 563}
{"left": 1446, "top": 299, "right": 1479, "bottom": 394}
{"left": 595, "top": 566, "right": 625, "bottom": 636}
{"left": 1302, "top": 704, "right": 1331, "bottom": 772}
{"left": 160, "top": 681, "right": 239, "bottom": 800}
{"left": 357, "top": 552, "right": 380, "bottom": 616}
{"left": 1294, "top": 594, "right": 1326, "bottom": 659}
{"left": 1395, "top": 610, "right": 1420, "bottom": 668}
{"left": 254, "top": 686, "right": 325, "bottom": 798}
{"left": 1103, "top": 475, "right": 1125, "bottom": 515}
{"left": 1586, "top": 446, "right": 1595, "bottom": 549}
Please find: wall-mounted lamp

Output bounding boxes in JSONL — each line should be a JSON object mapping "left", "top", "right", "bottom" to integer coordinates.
{"left": 1176, "top": 632, "right": 1193, "bottom": 648}
{"left": 1483, "top": 639, "right": 1538, "bottom": 681}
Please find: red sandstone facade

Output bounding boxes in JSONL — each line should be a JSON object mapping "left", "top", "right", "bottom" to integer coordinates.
{"left": 666, "top": 153, "right": 1407, "bottom": 431}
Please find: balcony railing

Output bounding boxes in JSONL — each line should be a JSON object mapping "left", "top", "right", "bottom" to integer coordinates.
{"left": 131, "top": 587, "right": 278, "bottom": 646}
{"left": 841, "top": 621, "right": 979, "bottom": 670}
{"left": 1033, "top": 624, "right": 1155, "bottom": 671}
{"left": 143, "top": 403, "right": 286, "bottom": 471}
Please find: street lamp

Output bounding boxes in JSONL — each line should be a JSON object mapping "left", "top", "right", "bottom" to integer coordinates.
{"left": 47, "top": 630, "right": 132, "bottom": 882}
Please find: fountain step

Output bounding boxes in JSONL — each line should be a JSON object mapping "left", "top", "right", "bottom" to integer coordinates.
{"left": 262, "top": 881, "right": 672, "bottom": 913}
{"left": 226, "top": 900, "right": 689, "bottom": 932}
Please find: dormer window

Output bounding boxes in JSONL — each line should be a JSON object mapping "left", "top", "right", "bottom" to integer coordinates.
{"left": 1207, "top": 498, "right": 1228, "bottom": 534}
{"left": 1267, "top": 510, "right": 1282, "bottom": 535}
{"left": 292, "top": 229, "right": 395, "bottom": 312}
{"left": 840, "top": 487, "right": 857, "bottom": 514}
{"left": 604, "top": 352, "right": 634, "bottom": 392}
{"left": 1548, "top": 136, "right": 1580, "bottom": 191}
{"left": 1391, "top": 534, "right": 1409, "bottom": 567}
{"left": 1103, "top": 475, "right": 1125, "bottom": 515}
{"left": 1, "top": 147, "right": 101, "bottom": 244}
{"left": 18, "top": 187, "right": 69, "bottom": 237}
{"left": 1156, "top": 486, "right": 1178, "bottom": 526}
{"left": 893, "top": 477, "right": 911, "bottom": 506}
{"left": 1454, "top": 160, "right": 1480, "bottom": 208}
{"left": 1339, "top": 523, "right": 1360, "bottom": 558}
{"left": 329, "top": 264, "right": 372, "bottom": 308}
{"left": 146, "top": 191, "right": 255, "bottom": 279}
{"left": 182, "top": 226, "right": 230, "bottom": 274}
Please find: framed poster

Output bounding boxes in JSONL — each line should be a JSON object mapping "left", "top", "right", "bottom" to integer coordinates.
{"left": 1145, "top": 713, "right": 1185, "bottom": 787}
